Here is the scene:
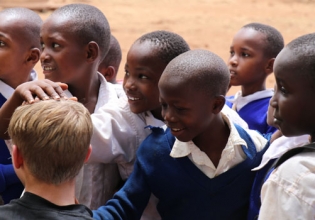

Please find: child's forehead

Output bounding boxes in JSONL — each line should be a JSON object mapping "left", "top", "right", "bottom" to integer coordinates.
{"left": 233, "top": 28, "right": 266, "bottom": 46}
{"left": 0, "top": 16, "right": 28, "bottom": 41}
{"left": 42, "top": 14, "right": 75, "bottom": 31}
{"left": 275, "top": 48, "right": 296, "bottom": 72}
{"left": 127, "top": 41, "right": 166, "bottom": 66}
{"left": 130, "top": 40, "right": 159, "bottom": 55}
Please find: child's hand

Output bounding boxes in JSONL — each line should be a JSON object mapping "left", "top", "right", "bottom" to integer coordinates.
{"left": 15, "top": 80, "right": 69, "bottom": 104}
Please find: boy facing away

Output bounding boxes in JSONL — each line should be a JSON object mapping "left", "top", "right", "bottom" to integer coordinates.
{"left": 226, "top": 22, "right": 284, "bottom": 135}
{"left": 98, "top": 34, "right": 124, "bottom": 97}
{"left": 93, "top": 49, "right": 268, "bottom": 220}
{"left": 0, "top": 100, "right": 93, "bottom": 220}
{"left": 98, "top": 34, "right": 122, "bottom": 84}
{"left": 258, "top": 33, "right": 315, "bottom": 220}
{"left": 0, "top": 7, "right": 42, "bottom": 203}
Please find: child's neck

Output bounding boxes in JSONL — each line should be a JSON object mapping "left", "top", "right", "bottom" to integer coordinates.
{"left": 68, "top": 73, "right": 100, "bottom": 114}
{"left": 24, "top": 178, "right": 76, "bottom": 206}
{"left": 241, "top": 83, "right": 266, "bottom": 97}
{"left": 193, "top": 115, "right": 230, "bottom": 168}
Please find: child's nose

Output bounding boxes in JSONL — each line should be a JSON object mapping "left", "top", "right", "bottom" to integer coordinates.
{"left": 124, "top": 79, "right": 136, "bottom": 91}
{"left": 269, "top": 95, "right": 277, "bottom": 108}
{"left": 229, "top": 55, "right": 238, "bottom": 66}
{"left": 40, "top": 50, "right": 50, "bottom": 62}
{"left": 163, "top": 107, "right": 176, "bottom": 122}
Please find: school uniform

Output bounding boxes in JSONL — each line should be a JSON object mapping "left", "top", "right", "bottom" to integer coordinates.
{"left": 0, "top": 70, "right": 37, "bottom": 204}
{"left": 226, "top": 89, "right": 276, "bottom": 134}
{"left": 259, "top": 149, "right": 315, "bottom": 220}
{"left": 90, "top": 94, "right": 164, "bottom": 219}
{"left": 74, "top": 72, "right": 121, "bottom": 210}
{"left": 92, "top": 113, "right": 268, "bottom": 220}
{"left": 247, "top": 135, "right": 309, "bottom": 220}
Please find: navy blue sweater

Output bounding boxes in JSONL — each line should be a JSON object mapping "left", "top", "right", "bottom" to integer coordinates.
{"left": 0, "top": 93, "right": 24, "bottom": 203}
{"left": 226, "top": 96, "right": 277, "bottom": 135}
{"left": 93, "top": 125, "right": 268, "bottom": 220}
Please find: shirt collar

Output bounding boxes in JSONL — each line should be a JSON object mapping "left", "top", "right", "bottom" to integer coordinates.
{"left": 63, "top": 72, "right": 119, "bottom": 113}
{"left": 0, "top": 80, "right": 14, "bottom": 99}
{"left": 227, "top": 89, "right": 274, "bottom": 111}
{"left": 170, "top": 112, "right": 247, "bottom": 159}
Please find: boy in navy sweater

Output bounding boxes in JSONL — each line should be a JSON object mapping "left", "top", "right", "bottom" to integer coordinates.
{"left": 226, "top": 23, "right": 284, "bottom": 135}
{"left": 93, "top": 49, "right": 268, "bottom": 220}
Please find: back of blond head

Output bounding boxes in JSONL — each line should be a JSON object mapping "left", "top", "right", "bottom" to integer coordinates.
{"left": 8, "top": 100, "right": 92, "bottom": 185}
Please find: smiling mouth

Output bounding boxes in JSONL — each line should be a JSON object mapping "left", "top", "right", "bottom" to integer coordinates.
{"left": 42, "top": 66, "right": 55, "bottom": 71}
{"left": 230, "top": 70, "right": 236, "bottom": 75}
{"left": 128, "top": 96, "right": 140, "bottom": 101}
{"left": 171, "top": 128, "right": 184, "bottom": 132}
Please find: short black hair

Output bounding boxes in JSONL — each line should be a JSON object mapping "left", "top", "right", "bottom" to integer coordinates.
{"left": 0, "top": 7, "right": 42, "bottom": 49}
{"left": 137, "top": 30, "right": 190, "bottom": 64}
{"left": 100, "top": 35, "right": 122, "bottom": 72}
{"left": 243, "top": 22, "right": 284, "bottom": 58}
{"left": 51, "top": 4, "right": 111, "bottom": 60}
{"left": 161, "top": 49, "right": 230, "bottom": 97}
{"left": 286, "top": 33, "right": 315, "bottom": 86}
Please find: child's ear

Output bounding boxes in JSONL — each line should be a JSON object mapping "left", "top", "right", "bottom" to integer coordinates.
{"left": 104, "top": 66, "right": 116, "bottom": 82}
{"left": 86, "top": 41, "right": 99, "bottom": 62}
{"left": 265, "top": 58, "right": 275, "bottom": 75}
{"left": 26, "top": 48, "right": 40, "bottom": 65}
{"left": 212, "top": 95, "right": 225, "bottom": 114}
{"left": 12, "top": 145, "right": 24, "bottom": 169}
{"left": 84, "top": 145, "right": 92, "bottom": 163}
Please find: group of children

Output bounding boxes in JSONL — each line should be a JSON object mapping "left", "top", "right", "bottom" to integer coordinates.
{"left": 0, "top": 3, "right": 314, "bottom": 220}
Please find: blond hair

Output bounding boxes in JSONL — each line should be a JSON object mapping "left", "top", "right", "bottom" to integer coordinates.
{"left": 8, "top": 100, "right": 92, "bottom": 185}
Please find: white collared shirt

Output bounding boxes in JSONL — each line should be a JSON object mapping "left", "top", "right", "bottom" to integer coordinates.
{"left": 227, "top": 89, "right": 274, "bottom": 111}
{"left": 259, "top": 150, "right": 315, "bottom": 220}
{"left": 253, "top": 135, "right": 309, "bottom": 171}
{"left": 170, "top": 113, "right": 267, "bottom": 178}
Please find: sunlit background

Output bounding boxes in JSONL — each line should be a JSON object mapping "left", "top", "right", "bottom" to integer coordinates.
{"left": 1, "top": 0, "right": 314, "bottom": 95}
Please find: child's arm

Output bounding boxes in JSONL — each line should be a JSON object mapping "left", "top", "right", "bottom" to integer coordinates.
{"left": 0, "top": 80, "right": 68, "bottom": 139}
{"left": 93, "top": 158, "right": 151, "bottom": 220}
{"left": 89, "top": 98, "right": 144, "bottom": 168}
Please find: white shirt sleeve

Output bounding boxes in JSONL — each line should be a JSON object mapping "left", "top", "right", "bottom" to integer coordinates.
{"left": 89, "top": 97, "right": 146, "bottom": 165}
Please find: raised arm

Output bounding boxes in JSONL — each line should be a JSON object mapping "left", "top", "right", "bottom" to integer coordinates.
{"left": 0, "top": 80, "right": 68, "bottom": 139}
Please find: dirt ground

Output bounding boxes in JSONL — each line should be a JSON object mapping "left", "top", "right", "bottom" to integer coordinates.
{"left": 2, "top": 0, "right": 315, "bottom": 95}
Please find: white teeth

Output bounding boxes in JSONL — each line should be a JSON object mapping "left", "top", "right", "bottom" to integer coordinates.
{"left": 43, "top": 66, "right": 53, "bottom": 71}
{"left": 128, "top": 97, "right": 140, "bottom": 101}
{"left": 172, "top": 128, "right": 182, "bottom": 132}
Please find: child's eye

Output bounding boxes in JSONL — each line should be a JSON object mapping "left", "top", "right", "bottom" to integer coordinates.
{"left": 139, "top": 74, "right": 148, "bottom": 79}
{"left": 279, "top": 86, "right": 287, "bottom": 95}
{"left": 229, "top": 51, "right": 235, "bottom": 56}
{"left": 175, "top": 106, "right": 187, "bottom": 111}
{"left": 0, "top": 41, "right": 5, "bottom": 47}
{"left": 52, "top": 43, "right": 60, "bottom": 48}
{"left": 41, "top": 43, "right": 45, "bottom": 49}
{"left": 124, "top": 70, "right": 129, "bottom": 77}
{"left": 242, "top": 52, "right": 250, "bottom": 57}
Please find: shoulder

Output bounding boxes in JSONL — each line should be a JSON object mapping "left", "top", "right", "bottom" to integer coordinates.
{"left": 269, "top": 150, "right": 315, "bottom": 204}
{"left": 137, "top": 127, "right": 174, "bottom": 157}
{"left": 260, "top": 151, "right": 315, "bottom": 219}
{"left": 273, "top": 150, "right": 315, "bottom": 182}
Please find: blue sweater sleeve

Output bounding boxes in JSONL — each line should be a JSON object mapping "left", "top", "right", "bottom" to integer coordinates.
{"left": 93, "top": 158, "right": 151, "bottom": 220}
{"left": 0, "top": 164, "right": 19, "bottom": 193}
